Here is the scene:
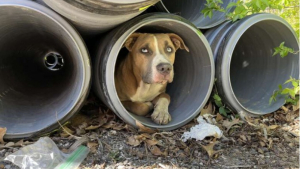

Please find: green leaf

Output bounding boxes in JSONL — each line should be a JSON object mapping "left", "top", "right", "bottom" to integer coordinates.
{"left": 219, "top": 106, "right": 228, "bottom": 116}
{"left": 208, "top": 10, "right": 213, "bottom": 18}
{"left": 281, "top": 88, "right": 290, "bottom": 94}
{"left": 232, "top": 14, "right": 240, "bottom": 22}
{"left": 278, "top": 84, "right": 283, "bottom": 90}
{"left": 213, "top": 94, "right": 222, "bottom": 101}
{"left": 226, "top": 2, "right": 237, "bottom": 9}
{"left": 292, "top": 80, "right": 299, "bottom": 87}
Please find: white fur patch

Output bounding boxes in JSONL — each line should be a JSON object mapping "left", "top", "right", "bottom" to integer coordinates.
{"left": 151, "top": 36, "right": 173, "bottom": 80}
{"left": 154, "top": 98, "right": 169, "bottom": 112}
{"left": 130, "top": 81, "right": 164, "bottom": 102}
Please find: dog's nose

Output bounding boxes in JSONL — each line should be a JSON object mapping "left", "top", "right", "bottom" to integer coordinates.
{"left": 156, "top": 63, "right": 172, "bottom": 75}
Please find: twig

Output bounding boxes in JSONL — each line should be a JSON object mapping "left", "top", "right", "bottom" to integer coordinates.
{"left": 55, "top": 111, "right": 81, "bottom": 140}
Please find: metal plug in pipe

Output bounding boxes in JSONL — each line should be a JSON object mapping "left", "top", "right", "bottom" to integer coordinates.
{"left": 0, "top": 0, "right": 91, "bottom": 139}
{"left": 205, "top": 14, "right": 299, "bottom": 117}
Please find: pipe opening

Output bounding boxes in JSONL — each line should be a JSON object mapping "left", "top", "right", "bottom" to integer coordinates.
{"left": 44, "top": 52, "right": 64, "bottom": 71}
{"left": 0, "top": 2, "right": 88, "bottom": 138}
{"left": 229, "top": 20, "right": 299, "bottom": 114}
{"left": 111, "top": 19, "right": 213, "bottom": 129}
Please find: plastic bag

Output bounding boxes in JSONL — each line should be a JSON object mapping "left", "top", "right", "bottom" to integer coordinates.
{"left": 181, "top": 116, "right": 223, "bottom": 142}
{"left": 5, "top": 137, "right": 89, "bottom": 169}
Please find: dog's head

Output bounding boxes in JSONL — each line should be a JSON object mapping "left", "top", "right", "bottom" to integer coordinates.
{"left": 123, "top": 33, "right": 189, "bottom": 84}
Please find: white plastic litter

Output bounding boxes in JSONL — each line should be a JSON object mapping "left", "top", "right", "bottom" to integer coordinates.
{"left": 181, "top": 116, "right": 223, "bottom": 142}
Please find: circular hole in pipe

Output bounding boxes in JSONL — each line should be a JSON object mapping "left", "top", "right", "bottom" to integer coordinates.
{"left": 44, "top": 52, "right": 64, "bottom": 71}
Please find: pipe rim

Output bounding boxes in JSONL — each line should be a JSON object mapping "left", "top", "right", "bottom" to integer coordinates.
{"left": 0, "top": 0, "right": 91, "bottom": 139}
{"left": 222, "top": 13, "right": 299, "bottom": 115}
{"left": 105, "top": 17, "right": 215, "bottom": 130}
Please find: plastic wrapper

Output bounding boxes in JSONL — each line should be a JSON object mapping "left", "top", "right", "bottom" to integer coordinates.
{"left": 181, "top": 116, "right": 223, "bottom": 142}
{"left": 5, "top": 137, "right": 89, "bottom": 169}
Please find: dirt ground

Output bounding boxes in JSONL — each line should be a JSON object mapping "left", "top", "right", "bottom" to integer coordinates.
{"left": 0, "top": 95, "right": 299, "bottom": 169}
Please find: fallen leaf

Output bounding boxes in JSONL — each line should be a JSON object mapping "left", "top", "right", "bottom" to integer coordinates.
{"left": 292, "top": 102, "right": 299, "bottom": 111}
{"left": 85, "top": 125, "right": 102, "bottom": 130}
{"left": 240, "top": 135, "right": 247, "bottom": 142}
{"left": 148, "top": 145, "right": 165, "bottom": 156}
{"left": 5, "top": 142, "right": 14, "bottom": 147}
{"left": 0, "top": 128, "right": 6, "bottom": 144}
{"left": 222, "top": 118, "right": 243, "bottom": 132}
{"left": 200, "top": 102, "right": 214, "bottom": 116}
{"left": 257, "top": 148, "right": 264, "bottom": 154}
{"left": 201, "top": 140, "right": 222, "bottom": 158}
{"left": 127, "top": 135, "right": 142, "bottom": 147}
{"left": 15, "top": 139, "right": 24, "bottom": 147}
{"left": 281, "top": 106, "right": 289, "bottom": 113}
{"left": 87, "top": 142, "right": 98, "bottom": 153}
{"left": 216, "top": 113, "right": 224, "bottom": 122}
{"left": 260, "top": 141, "right": 266, "bottom": 147}
{"left": 136, "top": 121, "right": 156, "bottom": 134}
{"left": 145, "top": 139, "right": 158, "bottom": 146}
{"left": 267, "top": 125, "right": 279, "bottom": 130}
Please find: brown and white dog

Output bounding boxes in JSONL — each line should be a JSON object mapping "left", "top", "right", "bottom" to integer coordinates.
{"left": 115, "top": 33, "right": 189, "bottom": 124}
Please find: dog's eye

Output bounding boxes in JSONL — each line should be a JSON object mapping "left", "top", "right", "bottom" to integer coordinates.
{"left": 166, "top": 47, "right": 172, "bottom": 53}
{"left": 141, "top": 48, "right": 149, "bottom": 53}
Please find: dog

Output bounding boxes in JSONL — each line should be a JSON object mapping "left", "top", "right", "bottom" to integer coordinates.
{"left": 115, "top": 33, "right": 189, "bottom": 124}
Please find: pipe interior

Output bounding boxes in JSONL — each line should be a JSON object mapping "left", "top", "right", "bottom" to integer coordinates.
{"left": 0, "top": 6, "right": 83, "bottom": 134}
{"left": 230, "top": 20, "right": 299, "bottom": 114}
{"left": 160, "top": 0, "right": 235, "bottom": 28}
{"left": 115, "top": 21, "right": 212, "bottom": 127}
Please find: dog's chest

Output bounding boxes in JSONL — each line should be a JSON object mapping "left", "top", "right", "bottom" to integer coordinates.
{"left": 130, "top": 82, "right": 164, "bottom": 102}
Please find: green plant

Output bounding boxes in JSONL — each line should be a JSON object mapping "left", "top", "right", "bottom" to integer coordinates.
{"left": 213, "top": 94, "right": 231, "bottom": 117}
{"left": 202, "top": 0, "right": 226, "bottom": 18}
{"left": 273, "top": 42, "right": 299, "bottom": 58}
{"left": 269, "top": 77, "right": 299, "bottom": 105}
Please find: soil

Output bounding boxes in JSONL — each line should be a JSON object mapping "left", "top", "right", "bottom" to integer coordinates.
{"left": 0, "top": 96, "right": 299, "bottom": 169}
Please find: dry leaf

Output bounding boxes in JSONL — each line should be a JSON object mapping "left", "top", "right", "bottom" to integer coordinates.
{"left": 216, "top": 113, "right": 224, "bottom": 122}
{"left": 201, "top": 140, "right": 222, "bottom": 158}
{"left": 200, "top": 102, "right": 214, "bottom": 116}
{"left": 127, "top": 135, "right": 142, "bottom": 147}
{"left": 281, "top": 106, "right": 289, "bottom": 113}
{"left": 240, "top": 135, "right": 247, "bottom": 142}
{"left": 292, "top": 102, "right": 299, "bottom": 111}
{"left": 149, "top": 145, "right": 164, "bottom": 156}
{"left": 15, "top": 139, "right": 24, "bottom": 147}
{"left": 267, "top": 125, "right": 279, "bottom": 130}
{"left": 85, "top": 125, "right": 101, "bottom": 130}
{"left": 136, "top": 120, "right": 156, "bottom": 134}
{"left": 5, "top": 142, "right": 14, "bottom": 147}
{"left": 145, "top": 139, "right": 158, "bottom": 146}
{"left": 222, "top": 118, "right": 243, "bottom": 132}
{"left": 257, "top": 148, "right": 264, "bottom": 154}
{"left": 0, "top": 127, "right": 7, "bottom": 144}
{"left": 87, "top": 142, "right": 98, "bottom": 153}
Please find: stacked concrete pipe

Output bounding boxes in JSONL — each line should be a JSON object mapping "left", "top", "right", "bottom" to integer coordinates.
{"left": 205, "top": 13, "right": 299, "bottom": 118}
{"left": 92, "top": 13, "right": 215, "bottom": 130}
{"left": 156, "top": 0, "right": 237, "bottom": 29}
{"left": 42, "top": 0, "right": 160, "bottom": 36}
{"left": 0, "top": 0, "right": 91, "bottom": 139}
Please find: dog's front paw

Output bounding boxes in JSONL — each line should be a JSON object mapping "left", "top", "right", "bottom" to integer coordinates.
{"left": 151, "top": 105, "right": 171, "bottom": 125}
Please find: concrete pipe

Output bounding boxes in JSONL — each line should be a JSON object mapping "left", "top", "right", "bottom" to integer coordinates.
{"left": 93, "top": 13, "right": 214, "bottom": 130}
{"left": 42, "top": 0, "right": 160, "bottom": 36}
{"left": 205, "top": 14, "right": 299, "bottom": 117}
{"left": 0, "top": 0, "right": 91, "bottom": 139}
{"left": 156, "top": 0, "right": 236, "bottom": 29}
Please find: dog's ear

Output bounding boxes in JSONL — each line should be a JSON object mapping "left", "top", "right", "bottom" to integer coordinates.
{"left": 123, "top": 33, "right": 141, "bottom": 51}
{"left": 168, "top": 33, "right": 189, "bottom": 52}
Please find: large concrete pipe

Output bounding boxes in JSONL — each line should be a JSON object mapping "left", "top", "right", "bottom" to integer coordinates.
{"left": 156, "top": 0, "right": 236, "bottom": 29}
{"left": 205, "top": 14, "right": 299, "bottom": 117}
{"left": 0, "top": 0, "right": 91, "bottom": 139}
{"left": 42, "top": 0, "right": 160, "bottom": 36}
{"left": 93, "top": 13, "right": 214, "bottom": 130}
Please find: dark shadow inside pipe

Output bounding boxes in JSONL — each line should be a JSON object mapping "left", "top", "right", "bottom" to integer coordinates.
{"left": 230, "top": 20, "right": 299, "bottom": 113}
{"left": 158, "top": 0, "right": 236, "bottom": 28}
{"left": 0, "top": 6, "right": 83, "bottom": 134}
{"left": 115, "top": 21, "right": 212, "bottom": 127}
